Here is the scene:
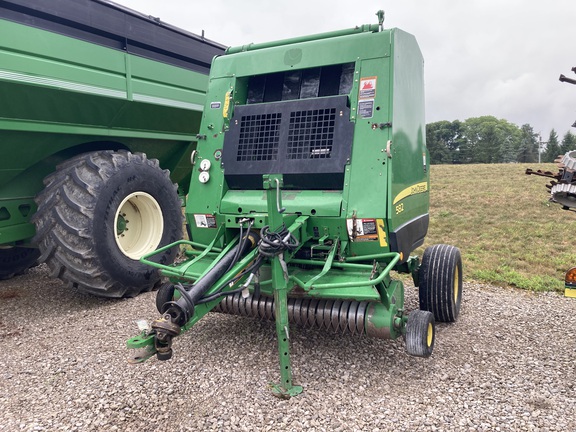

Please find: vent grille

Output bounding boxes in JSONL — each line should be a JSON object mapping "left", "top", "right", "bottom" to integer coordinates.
{"left": 236, "top": 113, "right": 282, "bottom": 161}
{"left": 287, "top": 108, "right": 336, "bottom": 159}
{"left": 223, "top": 95, "right": 353, "bottom": 190}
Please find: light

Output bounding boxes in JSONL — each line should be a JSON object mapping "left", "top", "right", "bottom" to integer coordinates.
{"left": 565, "top": 267, "right": 576, "bottom": 286}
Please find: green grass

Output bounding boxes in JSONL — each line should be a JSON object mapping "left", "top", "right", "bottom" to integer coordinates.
{"left": 419, "top": 163, "right": 576, "bottom": 293}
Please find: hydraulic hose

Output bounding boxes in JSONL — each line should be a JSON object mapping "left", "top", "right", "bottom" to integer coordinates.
{"left": 160, "top": 230, "right": 260, "bottom": 326}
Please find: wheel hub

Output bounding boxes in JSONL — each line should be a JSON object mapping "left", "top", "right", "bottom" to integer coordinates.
{"left": 114, "top": 192, "right": 164, "bottom": 260}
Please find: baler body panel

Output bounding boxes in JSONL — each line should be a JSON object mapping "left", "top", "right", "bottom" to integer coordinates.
{"left": 187, "top": 28, "right": 428, "bottom": 262}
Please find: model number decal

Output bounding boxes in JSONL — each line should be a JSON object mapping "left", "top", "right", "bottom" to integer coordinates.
{"left": 392, "top": 182, "right": 428, "bottom": 205}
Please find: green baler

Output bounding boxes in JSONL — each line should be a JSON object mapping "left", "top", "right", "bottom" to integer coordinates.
{"left": 128, "top": 12, "right": 462, "bottom": 397}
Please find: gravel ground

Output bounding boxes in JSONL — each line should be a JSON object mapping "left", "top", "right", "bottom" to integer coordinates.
{"left": 1, "top": 264, "right": 575, "bottom": 431}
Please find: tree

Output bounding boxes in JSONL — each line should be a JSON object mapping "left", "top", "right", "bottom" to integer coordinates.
{"left": 516, "top": 124, "right": 538, "bottom": 163}
{"left": 462, "top": 116, "right": 521, "bottom": 163}
{"left": 426, "top": 120, "right": 465, "bottom": 164}
{"left": 542, "top": 129, "right": 561, "bottom": 163}
{"left": 560, "top": 130, "right": 576, "bottom": 154}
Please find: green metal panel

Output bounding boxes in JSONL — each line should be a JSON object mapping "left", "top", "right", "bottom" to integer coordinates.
{"left": 388, "top": 29, "right": 429, "bottom": 229}
{"left": 186, "top": 26, "right": 428, "bottom": 263}
{"left": 0, "top": 18, "right": 216, "bottom": 244}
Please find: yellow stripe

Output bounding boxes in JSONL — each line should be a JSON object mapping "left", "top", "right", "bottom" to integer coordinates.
{"left": 222, "top": 91, "right": 231, "bottom": 118}
{"left": 376, "top": 218, "right": 388, "bottom": 247}
{"left": 393, "top": 182, "right": 428, "bottom": 205}
{"left": 564, "top": 287, "right": 576, "bottom": 298}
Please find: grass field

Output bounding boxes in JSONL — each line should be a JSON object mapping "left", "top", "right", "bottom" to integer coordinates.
{"left": 419, "top": 163, "right": 575, "bottom": 293}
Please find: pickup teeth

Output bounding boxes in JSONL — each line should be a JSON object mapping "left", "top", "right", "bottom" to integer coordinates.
{"left": 214, "top": 292, "right": 374, "bottom": 338}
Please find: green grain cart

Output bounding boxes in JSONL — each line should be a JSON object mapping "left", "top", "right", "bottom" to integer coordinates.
{"left": 128, "top": 12, "right": 463, "bottom": 397}
{"left": 0, "top": 0, "right": 224, "bottom": 297}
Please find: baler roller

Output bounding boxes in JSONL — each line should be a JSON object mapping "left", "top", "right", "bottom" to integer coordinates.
{"left": 214, "top": 292, "right": 382, "bottom": 338}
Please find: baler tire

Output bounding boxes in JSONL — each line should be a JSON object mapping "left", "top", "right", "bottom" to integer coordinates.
{"left": 32, "top": 150, "right": 182, "bottom": 298}
{"left": 0, "top": 247, "right": 40, "bottom": 280}
{"left": 418, "top": 244, "right": 462, "bottom": 322}
{"left": 156, "top": 282, "right": 176, "bottom": 313}
{"left": 405, "top": 310, "right": 435, "bottom": 358}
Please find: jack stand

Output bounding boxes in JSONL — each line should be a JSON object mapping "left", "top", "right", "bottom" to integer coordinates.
{"left": 264, "top": 174, "right": 303, "bottom": 398}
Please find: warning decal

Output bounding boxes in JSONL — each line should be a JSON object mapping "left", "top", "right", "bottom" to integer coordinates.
{"left": 358, "top": 100, "right": 374, "bottom": 119}
{"left": 347, "top": 218, "right": 379, "bottom": 242}
{"left": 359, "top": 76, "right": 377, "bottom": 99}
{"left": 194, "top": 214, "right": 217, "bottom": 228}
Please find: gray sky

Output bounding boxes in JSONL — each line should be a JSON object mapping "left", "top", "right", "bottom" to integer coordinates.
{"left": 115, "top": 0, "right": 576, "bottom": 139}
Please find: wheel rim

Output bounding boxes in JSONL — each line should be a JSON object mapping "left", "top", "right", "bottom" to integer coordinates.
{"left": 453, "top": 266, "right": 460, "bottom": 304}
{"left": 427, "top": 322, "right": 433, "bottom": 347}
{"left": 114, "top": 192, "right": 164, "bottom": 260}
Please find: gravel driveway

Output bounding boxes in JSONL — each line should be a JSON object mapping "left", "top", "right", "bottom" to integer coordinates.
{"left": 1, "top": 264, "right": 575, "bottom": 431}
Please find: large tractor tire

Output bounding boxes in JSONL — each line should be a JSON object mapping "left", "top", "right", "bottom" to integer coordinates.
{"left": 418, "top": 244, "right": 463, "bottom": 322}
{"left": 0, "top": 247, "right": 40, "bottom": 280}
{"left": 32, "top": 150, "right": 182, "bottom": 298}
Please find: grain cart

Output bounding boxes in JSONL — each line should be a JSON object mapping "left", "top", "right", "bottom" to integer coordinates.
{"left": 127, "top": 12, "right": 463, "bottom": 397}
{"left": 0, "top": 0, "right": 225, "bottom": 297}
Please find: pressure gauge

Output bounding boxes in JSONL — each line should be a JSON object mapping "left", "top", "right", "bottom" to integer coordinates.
{"left": 198, "top": 171, "right": 210, "bottom": 184}
{"left": 200, "top": 159, "right": 211, "bottom": 171}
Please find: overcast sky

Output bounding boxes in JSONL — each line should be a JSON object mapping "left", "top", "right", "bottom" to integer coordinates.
{"left": 115, "top": 0, "right": 576, "bottom": 139}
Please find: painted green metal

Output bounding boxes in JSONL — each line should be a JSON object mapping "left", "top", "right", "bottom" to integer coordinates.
{"left": 129, "top": 12, "right": 433, "bottom": 396}
{"left": 0, "top": 12, "right": 222, "bottom": 246}
{"left": 225, "top": 24, "right": 380, "bottom": 54}
{"left": 263, "top": 174, "right": 303, "bottom": 397}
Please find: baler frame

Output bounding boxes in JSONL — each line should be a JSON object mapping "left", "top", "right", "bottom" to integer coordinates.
{"left": 128, "top": 173, "right": 414, "bottom": 397}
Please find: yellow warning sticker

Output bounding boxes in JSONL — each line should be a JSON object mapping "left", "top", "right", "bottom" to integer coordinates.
{"left": 376, "top": 218, "right": 388, "bottom": 247}
{"left": 222, "top": 91, "right": 231, "bottom": 118}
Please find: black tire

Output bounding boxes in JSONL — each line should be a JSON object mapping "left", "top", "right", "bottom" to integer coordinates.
{"left": 32, "top": 150, "right": 182, "bottom": 298}
{"left": 405, "top": 310, "right": 435, "bottom": 358}
{"left": 418, "top": 244, "right": 463, "bottom": 322}
{"left": 0, "top": 247, "right": 40, "bottom": 280}
{"left": 156, "top": 282, "right": 176, "bottom": 314}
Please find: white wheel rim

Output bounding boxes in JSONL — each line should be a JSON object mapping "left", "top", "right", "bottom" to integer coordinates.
{"left": 114, "top": 192, "right": 164, "bottom": 260}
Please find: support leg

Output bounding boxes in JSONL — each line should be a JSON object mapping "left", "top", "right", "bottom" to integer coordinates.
{"left": 263, "top": 174, "right": 303, "bottom": 397}
{"left": 271, "top": 259, "right": 302, "bottom": 398}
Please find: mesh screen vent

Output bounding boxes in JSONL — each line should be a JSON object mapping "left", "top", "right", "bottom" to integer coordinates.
{"left": 287, "top": 108, "right": 336, "bottom": 159}
{"left": 236, "top": 113, "right": 282, "bottom": 161}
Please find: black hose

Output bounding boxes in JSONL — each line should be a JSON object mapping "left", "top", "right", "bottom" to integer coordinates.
{"left": 258, "top": 224, "right": 299, "bottom": 257}
{"left": 162, "top": 230, "right": 259, "bottom": 326}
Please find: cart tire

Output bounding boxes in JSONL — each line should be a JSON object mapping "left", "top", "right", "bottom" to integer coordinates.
{"left": 405, "top": 310, "right": 435, "bottom": 358}
{"left": 0, "top": 247, "right": 40, "bottom": 280}
{"left": 419, "top": 244, "right": 462, "bottom": 322}
{"left": 32, "top": 150, "right": 182, "bottom": 298}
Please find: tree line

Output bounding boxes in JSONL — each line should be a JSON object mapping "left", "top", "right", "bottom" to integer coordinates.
{"left": 426, "top": 116, "right": 576, "bottom": 164}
